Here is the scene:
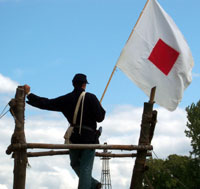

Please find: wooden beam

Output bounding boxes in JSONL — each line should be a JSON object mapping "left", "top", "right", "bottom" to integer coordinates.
{"left": 11, "top": 143, "right": 153, "bottom": 151}
{"left": 26, "top": 150, "right": 152, "bottom": 158}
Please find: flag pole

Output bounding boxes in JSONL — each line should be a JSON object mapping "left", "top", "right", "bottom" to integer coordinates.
{"left": 127, "top": 0, "right": 150, "bottom": 42}
{"left": 100, "top": 65, "right": 117, "bottom": 103}
{"left": 100, "top": 0, "right": 151, "bottom": 103}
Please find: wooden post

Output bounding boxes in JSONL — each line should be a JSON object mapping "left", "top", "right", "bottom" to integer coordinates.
{"left": 9, "top": 86, "right": 27, "bottom": 189}
{"left": 130, "top": 87, "right": 157, "bottom": 189}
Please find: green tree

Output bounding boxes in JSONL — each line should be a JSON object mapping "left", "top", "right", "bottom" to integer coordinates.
{"left": 185, "top": 100, "right": 200, "bottom": 158}
{"left": 143, "top": 100, "right": 200, "bottom": 189}
{"left": 144, "top": 157, "right": 177, "bottom": 189}
{"left": 144, "top": 155, "right": 200, "bottom": 189}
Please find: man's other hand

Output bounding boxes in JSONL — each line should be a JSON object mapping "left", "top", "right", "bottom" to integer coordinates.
{"left": 24, "top": 84, "right": 30, "bottom": 95}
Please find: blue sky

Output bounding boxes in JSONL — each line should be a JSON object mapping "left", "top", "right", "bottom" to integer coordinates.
{"left": 0, "top": 0, "right": 200, "bottom": 188}
{"left": 1, "top": 0, "right": 199, "bottom": 111}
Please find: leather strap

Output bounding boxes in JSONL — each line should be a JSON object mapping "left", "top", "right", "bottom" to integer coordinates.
{"left": 72, "top": 91, "right": 86, "bottom": 134}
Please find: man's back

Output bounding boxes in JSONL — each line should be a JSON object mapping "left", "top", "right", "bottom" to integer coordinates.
{"left": 27, "top": 87, "right": 105, "bottom": 144}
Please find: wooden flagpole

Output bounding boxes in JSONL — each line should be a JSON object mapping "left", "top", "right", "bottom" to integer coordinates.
{"left": 127, "top": 0, "right": 150, "bottom": 42}
{"left": 100, "top": 0, "right": 151, "bottom": 103}
{"left": 100, "top": 65, "right": 117, "bottom": 103}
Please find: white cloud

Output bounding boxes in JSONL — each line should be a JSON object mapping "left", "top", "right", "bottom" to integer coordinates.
{"left": 26, "top": 157, "right": 78, "bottom": 189}
{"left": 0, "top": 74, "right": 19, "bottom": 93}
{"left": 0, "top": 105, "right": 192, "bottom": 189}
{"left": 0, "top": 185, "right": 8, "bottom": 189}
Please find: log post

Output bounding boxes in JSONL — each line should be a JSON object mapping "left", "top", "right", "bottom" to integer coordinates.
{"left": 9, "top": 86, "right": 27, "bottom": 189}
{"left": 130, "top": 87, "right": 157, "bottom": 189}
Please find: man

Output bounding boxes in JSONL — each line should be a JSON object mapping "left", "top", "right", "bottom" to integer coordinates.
{"left": 24, "top": 73, "right": 105, "bottom": 189}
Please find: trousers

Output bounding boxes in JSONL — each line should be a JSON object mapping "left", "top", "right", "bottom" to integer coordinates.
{"left": 69, "top": 149, "right": 99, "bottom": 189}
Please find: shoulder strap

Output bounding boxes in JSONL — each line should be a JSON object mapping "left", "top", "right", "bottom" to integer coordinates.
{"left": 73, "top": 91, "right": 86, "bottom": 126}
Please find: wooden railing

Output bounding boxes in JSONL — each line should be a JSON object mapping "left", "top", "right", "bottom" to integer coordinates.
{"left": 6, "top": 86, "right": 157, "bottom": 189}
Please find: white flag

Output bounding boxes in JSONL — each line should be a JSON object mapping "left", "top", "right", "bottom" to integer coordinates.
{"left": 116, "top": 0, "right": 194, "bottom": 111}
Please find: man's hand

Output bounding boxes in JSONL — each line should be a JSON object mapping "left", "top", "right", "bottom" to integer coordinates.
{"left": 24, "top": 84, "right": 30, "bottom": 95}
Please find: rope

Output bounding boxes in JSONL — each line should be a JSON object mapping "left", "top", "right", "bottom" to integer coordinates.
{"left": 0, "top": 103, "right": 10, "bottom": 119}
{"left": 151, "top": 150, "right": 188, "bottom": 189}
{"left": 0, "top": 109, "right": 10, "bottom": 119}
{"left": 152, "top": 150, "right": 159, "bottom": 159}
{"left": 0, "top": 103, "right": 8, "bottom": 115}
{"left": 0, "top": 102, "right": 19, "bottom": 122}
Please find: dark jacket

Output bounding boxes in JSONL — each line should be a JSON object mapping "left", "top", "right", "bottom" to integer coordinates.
{"left": 26, "top": 87, "right": 106, "bottom": 144}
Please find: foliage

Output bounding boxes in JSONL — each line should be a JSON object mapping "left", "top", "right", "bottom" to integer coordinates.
{"left": 185, "top": 100, "right": 200, "bottom": 158}
{"left": 143, "top": 100, "right": 200, "bottom": 188}
{"left": 144, "top": 155, "right": 200, "bottom": 189}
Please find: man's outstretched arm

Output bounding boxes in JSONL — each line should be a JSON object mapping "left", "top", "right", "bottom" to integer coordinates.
{"left": 24, "top": 84, "right": 64, "bottom": 112}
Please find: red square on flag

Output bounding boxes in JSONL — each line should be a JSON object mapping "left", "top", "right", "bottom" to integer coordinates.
{"left": 148, "top": 39, "right": 180, "bottom": 75}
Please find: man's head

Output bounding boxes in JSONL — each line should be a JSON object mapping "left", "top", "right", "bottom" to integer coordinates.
{"left": 72, "top": 73, "right": 89, "bottom": 88}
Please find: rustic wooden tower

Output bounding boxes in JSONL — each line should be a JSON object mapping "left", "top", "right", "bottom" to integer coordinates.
{"left": 6, "top": 86, "right": 156, "bottom": 189}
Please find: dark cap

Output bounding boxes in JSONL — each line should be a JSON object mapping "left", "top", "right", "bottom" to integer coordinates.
{"left": 72, "top": 73, "right": 89, "bottom": 85}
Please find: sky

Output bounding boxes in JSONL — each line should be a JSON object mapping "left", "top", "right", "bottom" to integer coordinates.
{"left": 0, "top": 0, "right": 200, "bottom": 188}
